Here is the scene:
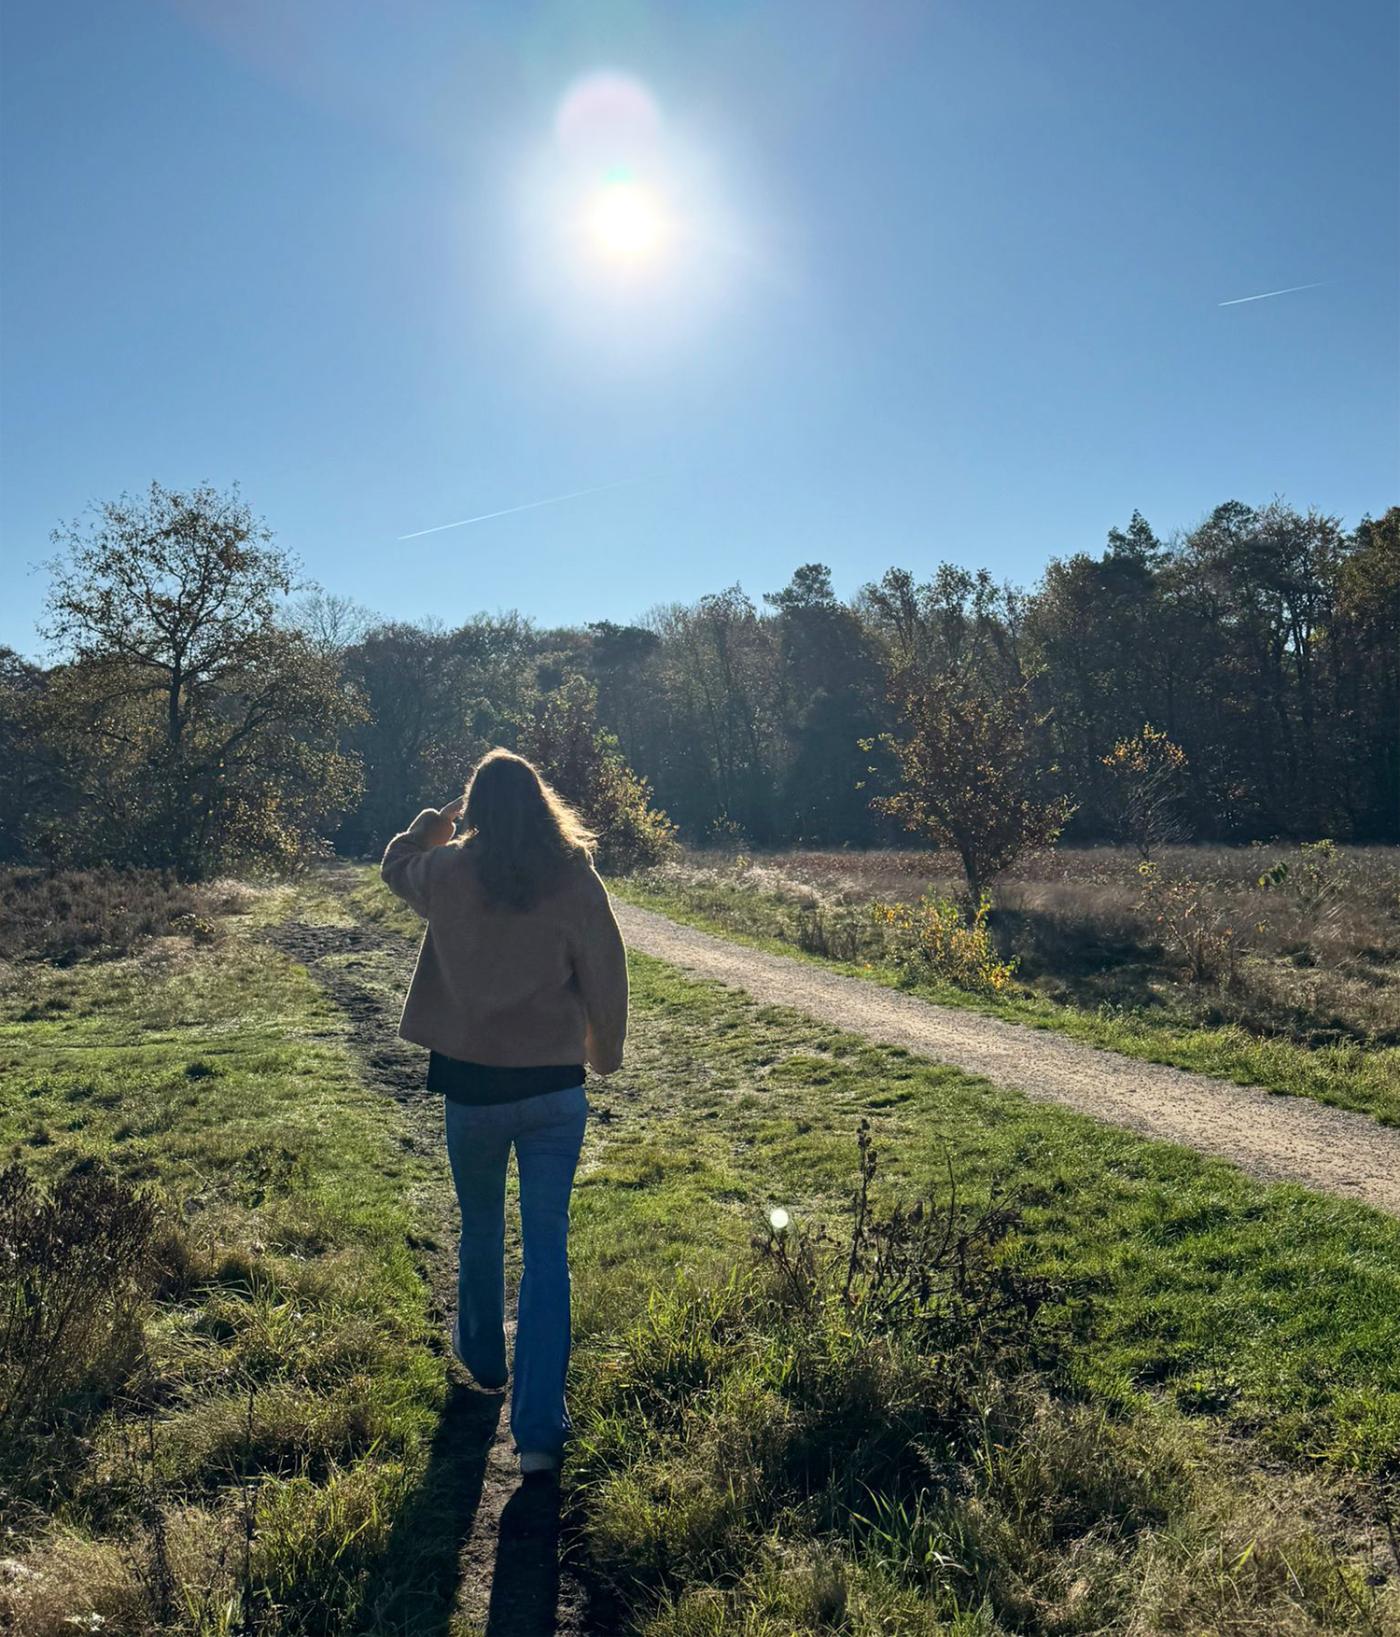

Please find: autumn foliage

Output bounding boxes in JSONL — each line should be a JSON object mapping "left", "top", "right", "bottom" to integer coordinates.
{"left": 869, "top": 675, "right": 1075, "bottom": 904}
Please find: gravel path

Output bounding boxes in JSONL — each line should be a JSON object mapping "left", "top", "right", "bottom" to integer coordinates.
{"left": 615, "top": 901, "right": 1400, "bottom": 1217}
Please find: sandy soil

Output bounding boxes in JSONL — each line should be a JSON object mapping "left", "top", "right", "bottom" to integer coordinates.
{"left": 615, "top": 901, "right": 1400, "bottom": 1218}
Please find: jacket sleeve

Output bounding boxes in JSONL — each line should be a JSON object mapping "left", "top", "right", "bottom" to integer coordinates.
{"left": 574, "top": 866, "right": 629, "bottom": 1075}
{"left": 380, "top": 810, "right": 442, "bottom": 918}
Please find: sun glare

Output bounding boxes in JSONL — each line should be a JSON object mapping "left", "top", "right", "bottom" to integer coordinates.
{"left": 586, "top": 178, "right": 668, "bottom": 263}
{"left": 528, "top": 67, "right": 737, "bottom": 334}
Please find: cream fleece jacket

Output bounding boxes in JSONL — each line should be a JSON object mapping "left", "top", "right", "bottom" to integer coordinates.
{"left": 380, "top": 810, "right": 628, "bottom": 1073}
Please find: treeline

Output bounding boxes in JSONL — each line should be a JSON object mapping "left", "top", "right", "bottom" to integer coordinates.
{"left": 1, "top": 483, "right": 1395, "bottom": 878}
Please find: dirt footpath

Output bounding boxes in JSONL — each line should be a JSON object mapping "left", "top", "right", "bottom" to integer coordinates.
{"left": 265, "top": 896, "right": 596, "bottom": 1637}
{"left": 614, "top": 901, "right": 1400, "bottom": 1218}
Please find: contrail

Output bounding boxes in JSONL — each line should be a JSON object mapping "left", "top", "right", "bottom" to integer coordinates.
{"left": 398, "top": 479, "right": 634, "bottom": 540}
{"left": 1218, "top": 281, "right": 1327, "bottom": 307}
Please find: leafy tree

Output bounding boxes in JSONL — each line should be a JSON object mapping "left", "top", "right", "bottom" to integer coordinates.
{"left": 1333, "top": 508, "right": 1400, "bottom": 838}
{"left": 44, "top": 482, "right": 293, "bottom": 750}
{"left": 1174, "top": 499, "right": 1345, "bottom": 836}
{"left": 870, "top": 674, "right": 1074, "bottom": 903}
{"left": 0, "top": 649, "right": 66, "bottom": 864}
{"left": 1023, "top": 537, "right": 1170, "bottom": 834}
{"left": 337, "top": 613, "right": 538, "bottom": 854}
{"left": 646, "top": 588, "right": 780, "bottom": 843}
{"left": 858, "top": 563, "right": 1016, "bottom": 687}
{"left": 765, "top": 565, "right": 885, "bottom": 843}
{"left": 516, "top": 675, "right": 676, "bottom": 871}
{"left": 586, "top": 620, "right": 661, "bottom": 749}
{"left": 1101, "top": 724, "right": 1188, "bottom": 858}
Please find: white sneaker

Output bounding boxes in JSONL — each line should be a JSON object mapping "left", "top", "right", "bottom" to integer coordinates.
{"left": 519, "top": 1450, "right": 559, "bottom": 1477}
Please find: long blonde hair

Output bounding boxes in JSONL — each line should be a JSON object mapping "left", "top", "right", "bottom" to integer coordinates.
{"left": 458, "top": 748, "right": 595, "bottom": 910}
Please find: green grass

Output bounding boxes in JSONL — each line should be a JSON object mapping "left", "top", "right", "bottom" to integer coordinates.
{"left": 346, "top": 865, "right": 421, "bottom": 940}
{"left": 10, "top": 864, "right": 1398, "bottom": 1633}
{"left": 614, "top": 873, "right": 1400, "bottom": 1126}
{"left": 579, "top": 953, "right": 1400, "bottom": 1475}
{"left": 0, "top": 894, "right": 452, "bottom": 1635}
{"left": 554, "top": 943, "right": 1400, "bottom": 1632}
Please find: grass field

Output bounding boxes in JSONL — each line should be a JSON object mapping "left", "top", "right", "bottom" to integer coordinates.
{"left": 0, "top": 877, "right": 454, "bottom": 1634}
{"left": 615, "top": 845, "right": 1400, "bottom": 1126}
{"left": 2, "top": 865, "right": 1398, "bottom": 1634}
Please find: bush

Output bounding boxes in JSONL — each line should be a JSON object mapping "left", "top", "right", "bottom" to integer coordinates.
{"left": 1137, "top": 861, "right": 1247, "bottom": 985}
{"left": 1101, "top": 723, "right": 1188, "bottom": 858}
{"left": 792, "top": 900, "right": 869, "bottom": 963}
{"left": 516, "top": 675, "right": 677, "bottom": 873}
{"left": 0, "top": 1163, "right": 161, "bottom": 1461}
{"left": 1256, "top": 838, "right": 1351, "bottom": 939}
{"left": 871, "top": 892, "right": 1018, "bottom": 993}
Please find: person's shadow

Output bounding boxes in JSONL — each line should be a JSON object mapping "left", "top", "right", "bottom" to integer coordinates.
{"left": 356, "top": 1379, "right": 502, "bottom": 1634}
{"left": 485, "top": 1480, "right": 563, "bottom": 1635}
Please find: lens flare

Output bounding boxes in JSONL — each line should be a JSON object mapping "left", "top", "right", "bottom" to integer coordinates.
{"left": 555, "top": 70, "right": 662, "bottom": 157}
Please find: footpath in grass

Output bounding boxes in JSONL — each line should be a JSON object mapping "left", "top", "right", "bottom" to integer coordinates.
{"left": 614, "top": 874, "right": 1400, "bottom": 1127}
{"left": 9, "top": 865, "right": 1396, "bottom": 1634}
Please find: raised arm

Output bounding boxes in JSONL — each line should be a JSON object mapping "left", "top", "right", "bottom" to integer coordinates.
{"left": 573, "top": 866, "right": 629, "bottom": 1074}
{"left": 380, "top": 798, "right": 464, "bottom": 918}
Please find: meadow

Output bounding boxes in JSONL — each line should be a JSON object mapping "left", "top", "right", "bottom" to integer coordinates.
{"left": 2, "top": 859, "right": 1399, "bottom": 1634}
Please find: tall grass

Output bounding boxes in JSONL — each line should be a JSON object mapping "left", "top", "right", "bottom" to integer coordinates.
{"left": 0, "top": 867, "right": 243, "bottom": 967}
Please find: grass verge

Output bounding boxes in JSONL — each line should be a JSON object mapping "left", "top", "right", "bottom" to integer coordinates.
{"left": 613, "top": 874, "right": 1400, "bottom": 1126}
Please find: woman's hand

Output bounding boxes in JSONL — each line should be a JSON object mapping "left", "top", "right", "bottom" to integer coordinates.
{"left": 418, "top": 796, "right": 466, "bottom": 848}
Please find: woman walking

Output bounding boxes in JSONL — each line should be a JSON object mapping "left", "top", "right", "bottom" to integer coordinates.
{"left": 381, "top": 748, "right": 628, "bottom": 1478}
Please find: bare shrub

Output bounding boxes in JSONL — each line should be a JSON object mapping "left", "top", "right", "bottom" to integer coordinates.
{"left": 1256, "top": 838, "right": 1351, "bottom": 942}
{"left": 0, "top": 1163, "right": 160, "bottom": 1453}
{"left": 1136, "top": 862, "right": 1247, "bottom": 986}
{"left": 1101, "top": 723, "right": 1188, "bottom": 858}
{"left": 792, "top": 901, "right": 868, "bottom": 963}
{"left": 759, "top": 1120, "right": 1055, "bottom": 1352}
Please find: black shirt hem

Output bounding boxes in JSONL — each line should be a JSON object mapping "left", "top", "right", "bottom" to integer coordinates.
{"left": 427, "top": 1051, "right": 585, "bottom": 1106}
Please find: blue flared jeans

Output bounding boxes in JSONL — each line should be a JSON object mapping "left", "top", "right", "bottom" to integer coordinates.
{"left": 443, "top": 1084, "right": 589, "bottom": 1457}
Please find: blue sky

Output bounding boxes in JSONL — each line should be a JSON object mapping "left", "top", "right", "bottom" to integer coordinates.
{"left": 2, "top": 0, "right": 1396, "bottom": 656}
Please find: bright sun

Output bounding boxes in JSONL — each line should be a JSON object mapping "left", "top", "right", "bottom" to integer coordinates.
{"left": 586, "top": 178, "right": 668, "bottom": 263}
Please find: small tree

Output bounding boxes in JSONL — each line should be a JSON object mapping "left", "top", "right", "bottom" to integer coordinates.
{"left": 868, "top": 675, "right": 1073, "bottom": 904}
{"left": 1101, "top": 723, "right": 1188, "bottom": 859}
{"left": 516, "top": 675, "right": 676, "bottom": 872}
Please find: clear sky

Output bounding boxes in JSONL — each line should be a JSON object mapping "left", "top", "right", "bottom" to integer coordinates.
{"left": 2, "top": 0, "right": 1396, "bottom": 656}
